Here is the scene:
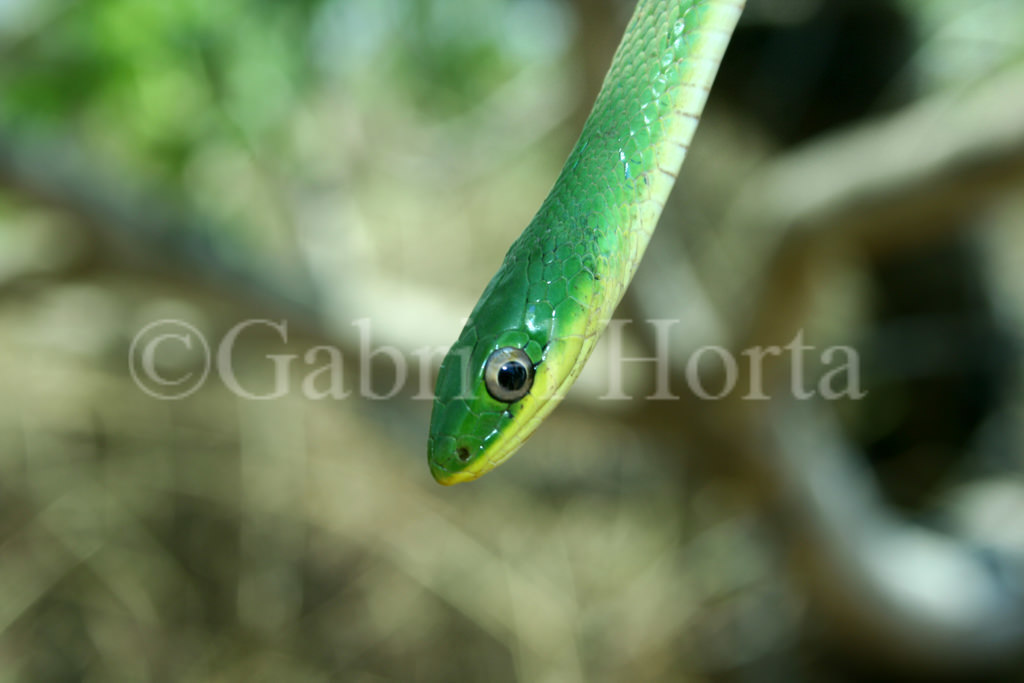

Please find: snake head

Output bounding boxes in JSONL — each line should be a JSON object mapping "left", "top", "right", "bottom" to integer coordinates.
{"left": 427, "top": 332, "right": 542, "bottom": 485}
{"left": 427, "top": 238, "right": 599, "bottom": 485}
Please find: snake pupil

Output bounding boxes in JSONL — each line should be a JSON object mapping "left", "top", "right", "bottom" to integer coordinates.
{"left": 497, "top": 362, "right": 528, "bottom": 392}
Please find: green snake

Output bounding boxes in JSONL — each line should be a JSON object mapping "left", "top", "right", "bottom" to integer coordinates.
{"left": 428, "top": 0, "right": 744, "bottom": 484}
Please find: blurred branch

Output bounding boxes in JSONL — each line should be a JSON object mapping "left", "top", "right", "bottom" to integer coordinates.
{"left": 760, "top": 401, "right": 1024, "bottom": 672}
{"left": 751, "top": 71, "right": 1024, "bottom": 252}
{"left": 0, "top": 133, "right": 323, "bottom": 331}
{"left": 0, "top": 132, "right": 454, "bottom": 402}
{"left": 669, "top": 388, "right": 1024, "bottom": 674}
{"left": 624, "top": 65, "right": 1024, "bottom": 672}
{"left": 724, "top": 65, "right": 1024, "bottom": 338}
{"left": 712, "top": 70, "right": 1024, "bottom": 673}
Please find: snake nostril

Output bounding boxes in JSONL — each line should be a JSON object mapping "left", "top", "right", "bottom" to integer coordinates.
{"left": 455, "top": 446, "right": 471, "bottom": 462}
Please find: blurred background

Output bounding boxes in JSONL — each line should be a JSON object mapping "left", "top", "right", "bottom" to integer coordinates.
{"left": 2, "top": 0, "right": 1024, "bottom": 680}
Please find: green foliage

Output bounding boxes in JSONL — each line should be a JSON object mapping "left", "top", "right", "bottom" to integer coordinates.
{"left": 0, "top": 0, "right": 568, "bottom": 184}
{"left": 2, "top": 0, "right": 314, "bottom": 178}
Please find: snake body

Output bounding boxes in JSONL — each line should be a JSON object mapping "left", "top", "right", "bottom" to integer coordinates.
{"left": 428, "top": 0, "right": 744, "bottom": 484}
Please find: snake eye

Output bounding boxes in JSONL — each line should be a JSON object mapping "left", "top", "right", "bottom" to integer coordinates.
{"left": 484, "top": 347, "right": 534, "bottom": 403}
